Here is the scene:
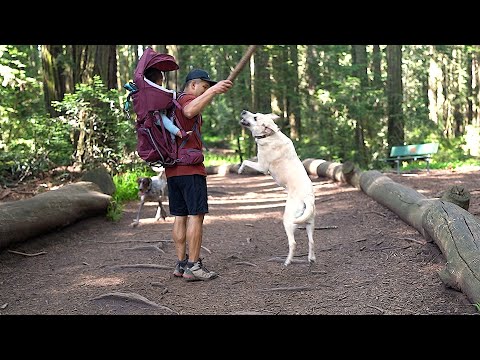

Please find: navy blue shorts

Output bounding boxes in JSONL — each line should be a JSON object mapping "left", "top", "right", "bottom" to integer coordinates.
{"left": 167, "top": 175, "right": 208, "bottom": 216}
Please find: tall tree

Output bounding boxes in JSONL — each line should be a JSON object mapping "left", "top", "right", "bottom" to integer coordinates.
{"left": 70, "top": 45, "right": 117, "bottom": 90}
{"left": 41, "top": 45, "right": 67, "bottom": 116}
{"left": 351, "top": 45, "right": 368, "bottom": 166}
{"left": 253, "top": 45, "right": 271, "bottom": 114}
{"left": 93, "top": 45, "right": 118, "bottom": 89}
{"left": 372, "top": 45, "right": 382, "bottom": 87}
{"left": 287, "top": 45, "right": 301, "bottom": 140}
{"left": 386, "top": 45, "right": 405, "bottom": 150}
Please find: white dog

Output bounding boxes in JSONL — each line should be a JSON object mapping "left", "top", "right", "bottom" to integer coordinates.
{"left": 238, "top": 110, "right": 316, "bottom": 266}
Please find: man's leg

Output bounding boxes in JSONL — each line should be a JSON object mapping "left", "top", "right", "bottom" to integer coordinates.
{"left": 187, "top": 213, "right": 205, "bottom": 262}
{"left": 172, "top": 215, "right": 188, "bottom": 261}
{"left": 183, "top": 212, "right": 217, "bottom": 281}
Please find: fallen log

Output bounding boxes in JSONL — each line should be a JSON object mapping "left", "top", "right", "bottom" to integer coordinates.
{"left": 359, "top": 170, "right": 480, "bottom": 304}
{"left": 304, "top": 159, "right": 480, "bottom": 306}
{"left": 303, "top": 159, "right": 361, "bottom": 188}
{"left": 0, "top": 181, "right": 111, "bottom": 251}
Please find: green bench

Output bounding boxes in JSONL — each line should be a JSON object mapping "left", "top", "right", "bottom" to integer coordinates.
{"left": 386, "top": 143, "right": 439, "bottom": 174}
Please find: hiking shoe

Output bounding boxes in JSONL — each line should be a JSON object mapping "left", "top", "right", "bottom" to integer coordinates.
{"left": 182, "top": 259, "right": 218, "bottom": 281}
{"left": 173, "top": 257, "right": 188, "bottom": 277}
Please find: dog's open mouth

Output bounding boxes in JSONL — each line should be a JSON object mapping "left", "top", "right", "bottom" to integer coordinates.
{"left": 240, "top": 119, "right": 250, "bottom": 127}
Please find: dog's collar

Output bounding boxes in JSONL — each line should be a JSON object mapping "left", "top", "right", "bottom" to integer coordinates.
{"left": 255, "top": 128, "right": 279, "bottom": 139}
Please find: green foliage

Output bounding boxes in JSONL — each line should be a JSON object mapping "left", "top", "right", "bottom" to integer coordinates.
{"left": 3, "top": 44, "right": 480, "bottom": 183}
{"left": 52, "top": 76, "right": 135, "bottom": 173}
{"left": 204, "top": 151, "right": 240, "bottom": 166}
{"left": 0, "top": 46, "right": 45, "bottom": 139}
{"left": 106, "top": 198, "right": 124, "bottom": 222}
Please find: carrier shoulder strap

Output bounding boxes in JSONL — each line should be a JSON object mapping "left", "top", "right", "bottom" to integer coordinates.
{"left": 174, "top": 92, "right": 208, "bottom": 151}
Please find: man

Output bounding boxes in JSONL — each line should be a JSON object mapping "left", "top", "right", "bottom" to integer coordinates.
{"left": 166, "top": 69, "right": 233, "bottom": 281}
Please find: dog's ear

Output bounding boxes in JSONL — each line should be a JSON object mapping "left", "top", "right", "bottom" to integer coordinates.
{"left": 269, "top": 114, "right": 281, "bottom": 122}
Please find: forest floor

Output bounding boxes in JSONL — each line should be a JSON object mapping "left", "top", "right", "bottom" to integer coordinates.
{"left": 0, "top": 165, "right": 479, "bottom": 316}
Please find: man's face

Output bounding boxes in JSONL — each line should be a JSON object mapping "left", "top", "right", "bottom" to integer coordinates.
{"left": 193, "top": 80, "right": 211, "bottom": 96}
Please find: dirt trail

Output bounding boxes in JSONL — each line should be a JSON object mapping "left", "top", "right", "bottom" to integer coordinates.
{"left": 0, "top": 169, "right": 479, "bottom": 315}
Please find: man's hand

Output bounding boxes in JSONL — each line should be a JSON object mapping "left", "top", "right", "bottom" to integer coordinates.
{"left": 210, "top": 80, "right": 233, "bottom": 94}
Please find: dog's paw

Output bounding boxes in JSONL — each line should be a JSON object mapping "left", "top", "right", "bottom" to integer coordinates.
{"left": 131, "top": 221, "right": 139, "bottom": 228}
{"left": 238, "top": 164, "right": 245, "bottom": 174}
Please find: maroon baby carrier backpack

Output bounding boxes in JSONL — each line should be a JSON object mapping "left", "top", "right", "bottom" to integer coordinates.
{"left": 125, "top": 47, "right": 203, "bottom": 167}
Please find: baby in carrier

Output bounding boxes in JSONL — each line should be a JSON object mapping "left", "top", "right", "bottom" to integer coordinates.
{"left": 143, "top": 67, "right": 192, "bottom": 139}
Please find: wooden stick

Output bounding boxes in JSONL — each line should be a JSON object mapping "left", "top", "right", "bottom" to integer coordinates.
{"left": 368, "top": 210, "right": 386, "bottom": 217}
{"left": 297, "top": 226, "right": 338, "bottom": 230}
{"left": 227, "top": 45, "right": 259, "bottom": 82}
{"left": 8, "top": 250, "right": 47, "bottom": 257}
{"left": 398, "top": 237, "right": 427, "bottom": 245}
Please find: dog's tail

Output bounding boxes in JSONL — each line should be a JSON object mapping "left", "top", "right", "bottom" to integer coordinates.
{"left": 293, "top": 194, "right": 315, "bottom": 224}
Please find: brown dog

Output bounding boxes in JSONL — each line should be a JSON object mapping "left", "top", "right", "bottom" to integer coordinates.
{"left": 132, "top": 169, "right": 168, "bottom": 227}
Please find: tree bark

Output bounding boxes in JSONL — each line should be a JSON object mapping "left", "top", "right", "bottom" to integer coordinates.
{"left": 0, "top": 182, "right": 111, "bottom": 251}
{"left": 386, "top": 45, "right": 405, "bottom": 152}
{"left": 41, "top": 45, "right": 66, "bottom": 116}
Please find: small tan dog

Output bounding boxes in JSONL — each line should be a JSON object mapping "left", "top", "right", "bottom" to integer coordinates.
{"left": 238, "top": 110, "right": 316, "bottom": 266}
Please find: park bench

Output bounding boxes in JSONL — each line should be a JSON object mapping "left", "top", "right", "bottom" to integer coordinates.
{"left": 386, "top": 143, "right": 439, "bottom": 174}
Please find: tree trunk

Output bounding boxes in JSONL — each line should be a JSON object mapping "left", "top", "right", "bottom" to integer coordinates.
{"left": 386, "top": 45, "right": 405, "bottom": 151}
{"left": 303, "top": 158, "right": 361, "bottom": 188}
{"left": 254, "top": 45, "right": 271, "bottom": 114}
{"left": 93, "top": 45, "right": 118, "bottom": 89}
{"left": 351, "top": 45, "right": 368, "bottom": 167}
{"left": 287, "top": 45, "right": 301, "bottom": 140}
{"left": 0, "top": 182, "right": 111, "bottom": 251}
{"left": 41, "top": 45, "right": 66, "bottom": 116}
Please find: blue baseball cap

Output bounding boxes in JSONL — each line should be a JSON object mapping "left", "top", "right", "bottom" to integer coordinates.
{"left": 185, "top": 69, "right": 217, "bottom": 86}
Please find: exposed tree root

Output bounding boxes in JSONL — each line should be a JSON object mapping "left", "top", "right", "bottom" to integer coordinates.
{"left": 91, "top": 292, "right": 177, "bottom": 313}
{"left": 122, "top": 244, "right": 165, "bottom": 253}
{"left": 257, "top": 286, "right": 314, "bottom": 292}
{"left": 8, "top": 250, "right": 47, "bottom": 257}
{"left": 235, "top": 261, "right": 257, "bottom": 267}
{"left": 109, "top": 264, "right": 172, "bottom": 270}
